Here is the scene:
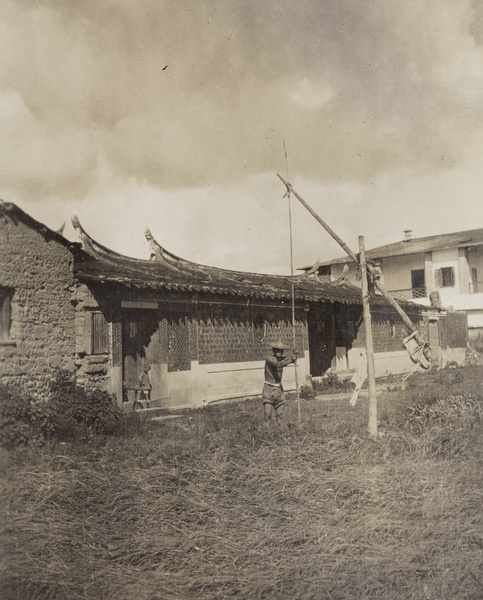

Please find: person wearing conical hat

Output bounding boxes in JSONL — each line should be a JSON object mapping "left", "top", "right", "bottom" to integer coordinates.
{"left": 262, "top": 341, "right": 298, "bottom": 426}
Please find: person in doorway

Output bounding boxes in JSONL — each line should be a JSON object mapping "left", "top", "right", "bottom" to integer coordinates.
{"left": 139, "top": 364, "right": 152, "bottom": 408}
{"left": 262, "top": 341, "right": 297, "bottom": 427}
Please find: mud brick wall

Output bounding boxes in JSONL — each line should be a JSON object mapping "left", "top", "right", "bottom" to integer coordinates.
{"left": 197, "top": 303, "right": 307, "bottom": 365}
{"left": 0, "top": 212, "right": 76, "bottom": 398}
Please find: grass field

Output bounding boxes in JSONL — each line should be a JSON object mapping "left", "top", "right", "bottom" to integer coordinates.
{"left": 1, "top": 366, "right": 482, "bottom": 599}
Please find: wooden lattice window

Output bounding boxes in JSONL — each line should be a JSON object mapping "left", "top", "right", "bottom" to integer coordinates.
{"left": 167, "top": 315, "right": 191, "bottom": 372}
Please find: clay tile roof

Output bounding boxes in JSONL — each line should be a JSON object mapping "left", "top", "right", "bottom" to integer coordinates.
{"left": 72, "top": 216, "right": 368, "bottom": 304}
{"left": 2, "top": 202, "right": 420, "bottom": 310}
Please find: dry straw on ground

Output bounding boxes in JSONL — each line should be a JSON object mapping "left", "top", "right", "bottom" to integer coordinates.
{"left": 0, "top": 367, "right": 482, "bottom": 599}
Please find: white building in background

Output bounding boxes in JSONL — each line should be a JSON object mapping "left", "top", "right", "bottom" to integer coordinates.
{"left": 302, "top": 228, "right": 483, "bottom": 352}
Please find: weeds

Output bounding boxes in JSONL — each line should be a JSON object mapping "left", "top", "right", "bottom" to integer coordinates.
{"left": 407, "top": 393, "right": 483, "bottom": 434}
{"left": 0, "top": 367, "right": 482, "bottom": 599}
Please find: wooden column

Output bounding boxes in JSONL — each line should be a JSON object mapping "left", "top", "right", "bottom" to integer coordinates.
{"left": 458, "top": 247, "right": 470, "bottom": 295}
{"left": 359, "top": 236, "right": 377, "bottom": 437}
{"left": 424, "top": 252, "right": 434, "bottom": 296}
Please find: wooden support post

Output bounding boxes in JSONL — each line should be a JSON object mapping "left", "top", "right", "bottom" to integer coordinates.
{"left": 359, "top": 236, "right": 378, "bottom": 438}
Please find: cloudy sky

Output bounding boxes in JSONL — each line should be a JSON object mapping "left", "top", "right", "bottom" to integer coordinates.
{"left": 1, "top": 0, "right": 483, "bottom": 273}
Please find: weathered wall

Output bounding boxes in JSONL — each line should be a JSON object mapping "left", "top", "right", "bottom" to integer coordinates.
{"left": 160, "top": 300, "right": 308, "bottom": 408}
{"left": 192, "top": 302, "right": 309, "bottom": 407}
{"left": 351, "top": 310, "right": 415, "bottom": 354}
{"left": 0, "top": 211, "right": 76, "bottom": 398}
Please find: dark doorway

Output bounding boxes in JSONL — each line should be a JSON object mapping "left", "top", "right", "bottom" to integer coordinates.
{"left": 122, "top": 309, "right": 159, "bottom": 397}
{"left": 308, "top": 309, "right": 336, "bottom": 376}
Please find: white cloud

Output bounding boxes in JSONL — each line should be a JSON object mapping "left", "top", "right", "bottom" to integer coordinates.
{"left": 289, "top": 79, "right": 334, "bottom": 109}
{"left": 0, "top": 89, "right": 95, "bottom": 198}
{"left": 0, "top": 0, "right": 482, "bottom": 276}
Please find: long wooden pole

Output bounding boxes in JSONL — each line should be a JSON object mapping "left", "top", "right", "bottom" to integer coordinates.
{"left": 277, "top": 174, "right": 359, "bottom": 264}
{"left": 283, "top": 143, "right": 301, "bottom": 428}
{"left": 288, "top": 193, "right": 301, "bottom": 428}
{"left": 359, "top": 236, "right": 378, "bottom": 437}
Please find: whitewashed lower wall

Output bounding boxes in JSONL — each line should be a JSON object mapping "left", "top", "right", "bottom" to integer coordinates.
{"left": 347, "top": 348, "right": 422, "bottom": 377}
{"left": 163, "top": 355, "right": 310, "bottom": 409}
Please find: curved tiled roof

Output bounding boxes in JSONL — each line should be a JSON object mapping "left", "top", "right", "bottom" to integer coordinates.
{"left": 72, "top": 216, "right": 367, "bottom": 304}
{"left": 1, "top": 202, "right": 420, "bottom": 310}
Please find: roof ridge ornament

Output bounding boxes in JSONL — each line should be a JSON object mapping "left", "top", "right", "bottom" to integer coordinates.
{"left": 302, "top": 259, "right": 321, "bottom": 277}
{"left": 144, "top": 227, "right": 217, "bottom": 280}
{"left": 72, "top": 215, "right": 89, "bottom": 250}
{"left": 145, "top": 227, "right": 165, "bottom": 262}
{"left": 72, "top": 215, "right": 137, "bottom": 263}
{"left": 299, "top": 259, "right": 327, "bottom": 285}
{"left": 144, "top": 227, "right": 186, "bottom": 271}
{"left": 332, "top": 264, "right": 350, "bottom": 285}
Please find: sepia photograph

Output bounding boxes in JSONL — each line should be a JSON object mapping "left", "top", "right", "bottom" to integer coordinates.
{"left": 1, "top": 1, "right": 482, "bottom": 598}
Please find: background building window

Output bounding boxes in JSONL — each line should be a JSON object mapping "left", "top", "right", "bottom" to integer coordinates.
{"left": 435, "top": 267, "right": 455, "bottom": 288}
{"left": 410, "top": 269, "right": 425, "bottom": 298}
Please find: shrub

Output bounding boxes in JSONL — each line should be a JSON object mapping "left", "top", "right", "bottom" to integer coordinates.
{"left": 432, "top": 367, "right": 465, "bottom": 386}
{"left": 313, "top": 372, "right": 354, "bottom": 394}
{"left": 47, "top": 373, "right": 124, "bottom": 439}
{"left": 0, "top": 373, "right": 125, "bottom": 448}
{"left": 0, "top": 384, "right": 34, "bottom": 449}
{"left": 300, "top": 384, "right": 316, "bottom": 400}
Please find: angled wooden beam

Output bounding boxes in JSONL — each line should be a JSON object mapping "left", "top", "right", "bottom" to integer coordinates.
{"left": 276, "top": 174, "right": 431, "bottom": 368}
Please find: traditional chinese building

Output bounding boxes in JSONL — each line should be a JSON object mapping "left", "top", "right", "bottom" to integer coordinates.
{"left": 1, "top": 202, "right": 441, "bottom": 409}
